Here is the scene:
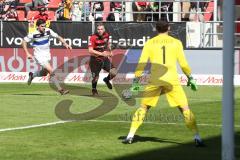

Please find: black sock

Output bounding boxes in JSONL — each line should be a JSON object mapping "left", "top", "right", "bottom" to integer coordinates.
{"left": 106, "top": 74, "right": 111, "bottom": 81}
{"left": 92, "top": 81, "right": 97, "bottom": 89}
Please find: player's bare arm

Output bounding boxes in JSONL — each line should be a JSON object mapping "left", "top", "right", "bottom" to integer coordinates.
{"left": 57, "top": 36, "right": 72, "bottom": 50}
{"left": 21, "top": 40, "right": 33, "bottom": 59}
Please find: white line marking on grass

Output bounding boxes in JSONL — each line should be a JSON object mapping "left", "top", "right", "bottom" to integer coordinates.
{"left": 0, "top": 121, "right": 70, "bottom": 133}
{"left": 88, "top": 120, "right": 240, "bottom": 128}
{"left": 0, "top": 120, "right": 239, "bottom": 133}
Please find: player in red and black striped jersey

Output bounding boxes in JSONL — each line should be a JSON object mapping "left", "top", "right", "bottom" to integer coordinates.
{"left": 88, "top": 23, "right": 117, "bottom": 96}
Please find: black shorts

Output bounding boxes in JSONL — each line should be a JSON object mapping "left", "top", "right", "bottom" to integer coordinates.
{"left": 89, "top": 56, "right": 115, "bottom": 78}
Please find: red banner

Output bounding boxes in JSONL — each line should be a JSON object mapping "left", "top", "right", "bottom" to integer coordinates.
{"left": 0, "top": 48, "right": 126, "bottom": 73}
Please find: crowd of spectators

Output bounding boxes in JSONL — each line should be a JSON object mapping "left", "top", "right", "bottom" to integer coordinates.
{"left": 0, "top": 0, "right": 18, "bottom": 20}
{"left": 0, "top": 0, "right": 220, "bottom": 22}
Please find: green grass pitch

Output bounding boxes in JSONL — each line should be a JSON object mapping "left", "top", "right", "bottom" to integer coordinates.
{"left": 0, "top": 83, "right": 239, "bottom": 160}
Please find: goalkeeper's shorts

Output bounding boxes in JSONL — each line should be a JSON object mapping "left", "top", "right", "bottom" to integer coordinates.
{"left": 141, "top": 84, "right": 188, "bottom": 108}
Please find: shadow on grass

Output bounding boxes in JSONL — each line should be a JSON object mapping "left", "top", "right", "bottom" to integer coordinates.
{"left": 114, "top": 132, "right": 240, "bottom": 160}
{"left": 118, "top": 135, "right": 183, "bottom": 145}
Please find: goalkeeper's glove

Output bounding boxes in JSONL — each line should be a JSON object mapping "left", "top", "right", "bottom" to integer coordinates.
{"left": 187, "top": 75, "right": 198, "bottom": 91}
{"left": 130, "top": 77, "right": 141, "bottom": 93}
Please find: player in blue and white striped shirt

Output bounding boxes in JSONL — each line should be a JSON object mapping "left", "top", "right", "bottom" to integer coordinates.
{"left": 22, "top": 19, "right": 72, "bottom": 95}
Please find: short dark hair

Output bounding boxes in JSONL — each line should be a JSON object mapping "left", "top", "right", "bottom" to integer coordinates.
{"left": 36, "top": 19, "right": 46, "bottom": 27}
{"left": 96, "top": 23, "right": 105, "bottom": 28}
{"left": 155, "top": 20, "right": 169, "bottom": 33}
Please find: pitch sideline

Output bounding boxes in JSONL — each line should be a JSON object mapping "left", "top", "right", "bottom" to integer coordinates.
{"left": 0, "top": 119, "right": 240, "bottom": 133}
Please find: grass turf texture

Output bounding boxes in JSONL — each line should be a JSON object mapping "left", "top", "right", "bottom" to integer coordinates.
{"left": 0, "top": 83, "right": 239, "bottom": 160}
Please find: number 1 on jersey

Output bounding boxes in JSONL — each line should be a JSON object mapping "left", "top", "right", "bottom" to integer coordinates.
{"left": 161, "top": 46, "right": 166, "bottom": 64}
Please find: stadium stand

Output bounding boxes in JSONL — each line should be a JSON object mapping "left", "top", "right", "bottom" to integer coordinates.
{"left": 0, "top": 0, "right": 227, "bottom": 24}
{"left": 45, "top": 10, "right": 55, "bottom": 20}
{"left": 26, "top": 10, "right": 39, "bottom": 20}
{"left": 19, "top": 0, "right": 31, "bottom": 3}
{"left": 204, "top": 1, "right": 214, "bottom": 21}
{"left": 47, "top": 0, "right": 61, "bottom": 9}
{"left": 0, "top": 0, "right": 239, "bottom": 48}
{"left": 17, "top": 10, "right": 25, "bottom": 20}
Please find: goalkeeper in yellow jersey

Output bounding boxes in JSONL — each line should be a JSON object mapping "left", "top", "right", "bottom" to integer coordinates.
{"left": 122, "top": 20, "right": 204, "bottom": 147}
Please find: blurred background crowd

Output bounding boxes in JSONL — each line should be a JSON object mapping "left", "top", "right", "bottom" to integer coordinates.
{"left": 0, "top": 0, "right": 226, "bottom": 22}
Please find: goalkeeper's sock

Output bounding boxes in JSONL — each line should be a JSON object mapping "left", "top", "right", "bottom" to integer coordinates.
{"left": 183, "top": 109, "right": 199, "bottom": 134}
{"left": 127, "top": 107, "right": 147, "bottom": 138}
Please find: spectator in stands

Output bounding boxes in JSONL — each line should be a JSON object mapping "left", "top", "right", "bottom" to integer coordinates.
{"left": 0, "top": 0, "right": 14, "bottom": 20}
{"left": 63, "top": 0, "right": 72, "bottom": 20}
{"left": 56, "top": 0, "right": 72, "bottom": 20}
{"left": 189, "top": 2, "right": 207, "bottom": 22}
{"left": 89, "top": 1, "right": 104, "bottom": 21}
{"left": 217, "top": 0, "right": 223, "bottom": 21}
{"left": 132, "top": 1, "right": 150, "bottom": 21}
{"left": 70, "top": 0, "right": 83, "bottom": 21}
{"left": 25, "top": 0, "right": 49, "bottom": 17}
{"left": 146, "top": 2, "right": 159, "bottom": 21}
{"left": 0, "top": 0, "right": 6, "bottom": 20}
{"left": 56, "top": 1, "right": 64, "bottom": 20}
{"left": 160, "top": 2, "right": 173, "bottom": 22}
{"left": 181, "top": 1, "right": 190, "bottom": 21}
{"left": 107, "top": 2, "right": 124, "bottom": 21}
{"left": 33, "top": 6, "right": 49, "bottom": 21}
{"left": 29, "top": 6, "right": 49, "bottom": 29}
{"left": 4, "top": 0, "right": 17, "bottom": 12}
{"left": 4, "top": 4, "right": 18, "bottom": 21}
{"left": 81, "top": 1, "right": 90, "bottom": 21}
{"left": 192, "top": 2, "right": 207, "bottom": 12}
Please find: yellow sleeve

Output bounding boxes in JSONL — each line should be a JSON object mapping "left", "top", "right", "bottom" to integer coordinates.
{"left": 134, "top": 42, "right": 150, "bottom": 77}
{"left": 177, "top": 41, "right": 191, "bottom": 76}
